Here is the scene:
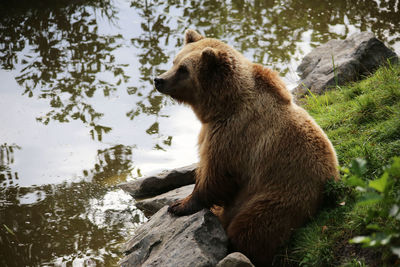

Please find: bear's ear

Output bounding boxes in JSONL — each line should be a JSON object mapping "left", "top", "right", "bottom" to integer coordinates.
{"left": 201, "top": 47, "right": 232, "bottom": 68}
{"left": 201, "top": 47, "right": 218, "bottom": 64}
{"left": 185, "top": 29, "right": 204, "bottom": 44}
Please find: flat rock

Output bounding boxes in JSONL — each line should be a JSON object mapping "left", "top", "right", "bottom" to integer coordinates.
{"left": 120, "top": 206, "right": 228, "bottom": 267}
{"left": 294, "top": 32, "right": 398, "bottom": 97}
{"left": 119, "top": 164, "right": 197, "bottom": 199}
{"left": 136, "top": 184, "right": 195, "bottom": 217}
{"left": 216, "top": 252, "right": 255, "bottom": 267}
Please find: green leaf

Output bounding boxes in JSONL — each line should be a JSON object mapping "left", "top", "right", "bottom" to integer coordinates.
{"left": 346, "top": 175, "right": 366, "bottom": 188}
{"left": 350, "top": 158, "right": 367, "bottom": 177}
{"left": 358, "top": 192, "right": 382, "bottom": 205}
{"left": 392, "top": 247, "right": 400, "bottom": 257}
{"left": 379, "top": 234, "right": 392, "bottom": 245}
{"left": 369, "top": 172, "right": 389, "bottom": 193}
{"left": 340, "top": 166, "right": 350, "bottom": 174}
{"left": 388, "top": 157, "right": 400, "bottom": 177}
{"left": 389, "top": 204, "right": 399, "bottom": 218}
{"left": 366, "top": 224, "right": 381, "bottom": 230}
{"left": 350, "top": 236, "right": 370, "bottom": 244}
{"left": 350, "top": 233, "right": 392, "bottom": 247}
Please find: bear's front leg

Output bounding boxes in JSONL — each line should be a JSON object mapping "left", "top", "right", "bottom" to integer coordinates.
{"left": 169, "top": 160, "right": 231, "bottom": 216}
{"left": 168, "top": 191, "right": 204, "bottom": 216}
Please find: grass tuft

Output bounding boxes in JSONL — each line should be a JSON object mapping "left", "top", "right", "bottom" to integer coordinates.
{"left": 277, "top": 64, "right": 400, "bottom": 266}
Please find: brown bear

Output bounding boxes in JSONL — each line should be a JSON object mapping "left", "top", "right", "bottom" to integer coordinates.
{"left": 154, "top": 29, "right": 339, "bottom": 266}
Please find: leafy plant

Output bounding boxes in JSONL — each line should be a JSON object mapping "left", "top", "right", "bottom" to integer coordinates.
{"left": 342, "top": 157, "right": 400, "bottom": 259}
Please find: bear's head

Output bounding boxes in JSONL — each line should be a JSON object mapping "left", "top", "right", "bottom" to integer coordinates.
{"left": 154, "top": 30, "right": 253, "bottom": 122}
{"left": 154, "top": 30, "right": 291, "bottom": 122}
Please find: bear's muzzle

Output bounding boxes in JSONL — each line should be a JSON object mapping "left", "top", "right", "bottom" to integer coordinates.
{"left": 154, "top": 77, "right": 166, "bottom": 93}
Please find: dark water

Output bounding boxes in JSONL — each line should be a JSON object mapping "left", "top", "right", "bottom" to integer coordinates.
{"left": 1, "top": 0, "right": 399, "bottom": 265}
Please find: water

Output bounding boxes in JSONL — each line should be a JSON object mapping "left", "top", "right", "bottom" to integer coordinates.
{"left": 1, "top": 0, "right": 399, "bottom": 265}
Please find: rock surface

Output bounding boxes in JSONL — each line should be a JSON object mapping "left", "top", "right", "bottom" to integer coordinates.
{"left": 216, "top": 252, "right": 255, "bottom": 267}
{"left": 119, "top": 164, "right": 196, "bottom": 199}
{"left": 294, "top": 32, "right": 398, "bottom": 96}
{"left": 120, "top": 206, "right": 228, "bottom": 267}
{"left": 135, "top": 184, "right": 195, "bottom": 217}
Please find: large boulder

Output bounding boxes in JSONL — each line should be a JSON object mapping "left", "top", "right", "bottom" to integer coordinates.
{"left": 294, "top": 32, "right": 398, "bottom": 97}
{"left": 119, "top": 164, "right": 196, "bottom": 199}
{"left": 135, "top": 184, "right": 195, "bottom": 217}
{"left": 120, "top": 206, "right": 228, "bottom": 267}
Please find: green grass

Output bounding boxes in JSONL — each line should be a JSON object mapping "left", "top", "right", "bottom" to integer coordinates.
{"left": 304, "top": 63, "right": 400, "bottom": 175}
{"left": 277, "top": 63, "right": 400, "bottom": 266}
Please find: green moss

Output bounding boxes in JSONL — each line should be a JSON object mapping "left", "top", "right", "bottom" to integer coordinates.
{"left": 280, "top": 64, "right": 400, "bottom": 266}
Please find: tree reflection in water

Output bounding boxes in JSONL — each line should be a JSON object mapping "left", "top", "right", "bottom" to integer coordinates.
{"left": 145, "top": 0, "right": 400, "bottom": 74}
{"left": 0, "top": 144, "right": 144, "bottom": 266}
{"left": 0, "top": 143, "right": 21, "bottom": 187}
{"left": 0, "top": 0, "right": 126, "bottom": 141}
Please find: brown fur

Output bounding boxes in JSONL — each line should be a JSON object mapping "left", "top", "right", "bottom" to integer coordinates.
{"left": 155, "top": 29, "right": 339, "bottom": 266}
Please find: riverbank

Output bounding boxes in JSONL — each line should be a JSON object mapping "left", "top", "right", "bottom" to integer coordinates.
{"left": 280, "top": 63, "right": 400, "bottom": 266}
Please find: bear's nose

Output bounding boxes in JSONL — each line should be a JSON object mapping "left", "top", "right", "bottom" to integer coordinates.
{"left": 154, "top": 78, "right": 164, "bottom": 91}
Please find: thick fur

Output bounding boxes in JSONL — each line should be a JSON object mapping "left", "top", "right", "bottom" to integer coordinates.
{"left": 155, "top": 29, "right": 339, "bottom": 266}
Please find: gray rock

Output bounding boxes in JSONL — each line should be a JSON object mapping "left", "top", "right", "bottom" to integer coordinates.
{"left": 216, "top": 252, "right": 255, "bottom": 267}
{"left": 294, "top": 32, "right": 398, "bottom": 97}
{"left": 119, "top": 164, "right": 197, "bottom": 199}
{"left": 136, "top": 184, "right": 195, "bottom": 217}
{"left": 120, "top": 206, "right": 228, "bottom": 267}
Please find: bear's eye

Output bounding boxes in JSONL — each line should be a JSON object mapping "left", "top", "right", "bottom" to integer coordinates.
{"left": 178, "top": 65, "right": 188, "bottom": 74}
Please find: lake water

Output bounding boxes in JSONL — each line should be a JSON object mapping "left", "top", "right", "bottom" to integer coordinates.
{"left": 1, "top": 0, "right": 399, "bottom": 265}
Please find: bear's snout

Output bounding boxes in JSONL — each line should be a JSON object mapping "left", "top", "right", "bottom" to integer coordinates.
{"left": 154, "top": 77, "right": 165, "bottom": 92}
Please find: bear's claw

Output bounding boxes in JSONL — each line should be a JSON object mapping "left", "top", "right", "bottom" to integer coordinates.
{"left": 168, "top": 198, "right": 203, "bottom": 216}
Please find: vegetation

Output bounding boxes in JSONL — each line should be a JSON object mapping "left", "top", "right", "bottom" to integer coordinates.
{"left": 277, "top": 63, "right": 400, "bottom": 266}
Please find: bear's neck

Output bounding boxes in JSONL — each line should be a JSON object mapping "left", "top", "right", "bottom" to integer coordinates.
{"left": 191, "top": 95, "right": 243, "bottom": 124}
{"left": 191, "top": 94, "right": 284, "bottom": 125}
